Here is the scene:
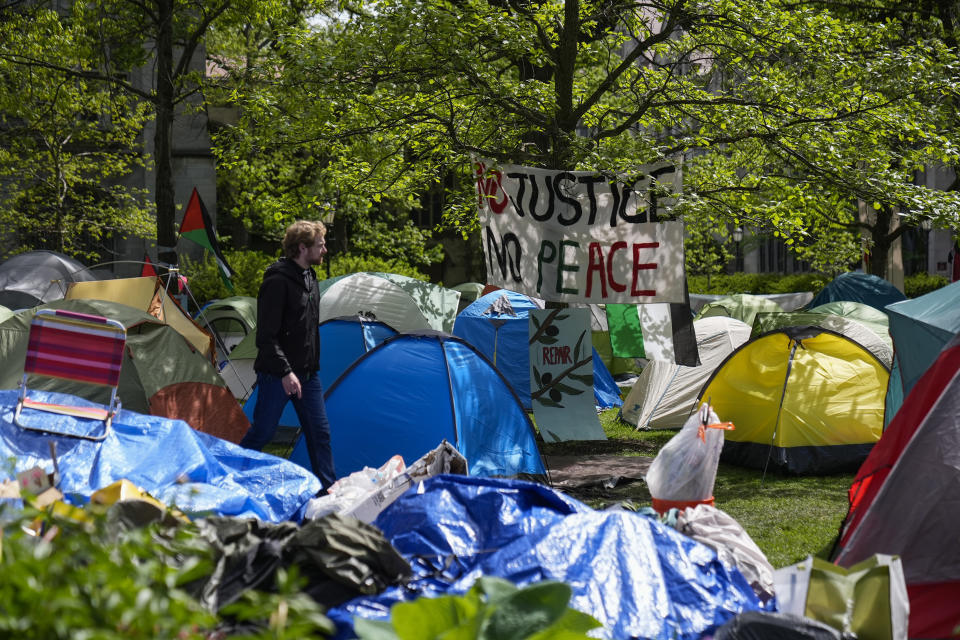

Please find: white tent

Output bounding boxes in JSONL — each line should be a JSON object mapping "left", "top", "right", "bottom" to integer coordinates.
{"left": 620, "top": 317, "right": 751, "bottom": 430}
{"left": 318, "top": 272, "right": 460, "bottom": 333}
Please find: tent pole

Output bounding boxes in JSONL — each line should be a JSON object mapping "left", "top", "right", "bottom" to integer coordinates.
{"left": 761, "top": 339, "right": 800, "bottom": 488}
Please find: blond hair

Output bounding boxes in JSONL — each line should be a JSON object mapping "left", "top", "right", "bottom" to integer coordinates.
{"left": 282, "top": 220, "right": 326, "bottom": 259}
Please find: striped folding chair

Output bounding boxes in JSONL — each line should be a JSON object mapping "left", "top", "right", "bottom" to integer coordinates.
{"left": 14, "top": 309, "right": 127, "bottom": 441}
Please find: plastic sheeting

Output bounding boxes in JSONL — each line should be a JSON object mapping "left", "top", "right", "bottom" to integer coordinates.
{"left": 713, "top": 611, "right": 850, "bottom": 640}
{"left": 190, "top": 513, "right": 411, "bottom": 613}
{"left": 0, "top": 388, "right": 320, "bottom": 522}
{"left": 674, "top": 504, "right": 776, "bottom": 603}
{"left": 327, "top": 474, "right": 765, "bottom": 639}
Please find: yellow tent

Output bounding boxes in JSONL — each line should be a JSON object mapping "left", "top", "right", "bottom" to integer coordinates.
{"left": 66, "top": 277, "right": 214, "bottom": 360}
{"left": 699, "top": 326, "right": 889, "bottom": 474}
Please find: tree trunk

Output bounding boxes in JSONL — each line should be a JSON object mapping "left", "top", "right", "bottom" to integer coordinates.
{"left": 155, "top": 0, "right": 177, "bottom": 267}
{"left": 867, "top": 206, "right": 906, "bottom": 280}
{"left": 550, "top": 0, "right": 579, "bottom": 169}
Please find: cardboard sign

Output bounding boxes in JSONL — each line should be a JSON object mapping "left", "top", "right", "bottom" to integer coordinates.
{"left": 477, "top": 160, "right": 685, "bottom": 304}
{"left": 529, "top": 308, "right": 607, "bottom": 442}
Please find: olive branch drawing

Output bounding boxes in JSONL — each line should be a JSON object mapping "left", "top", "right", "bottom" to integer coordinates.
{"left": 529, "top": 309, "right": 593, "bottom": 409}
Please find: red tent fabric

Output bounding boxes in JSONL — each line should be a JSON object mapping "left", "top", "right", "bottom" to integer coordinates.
{"left": 839, "top": 340, "right": 960, "bottom": 547}
{"left": 833, "top": 336, "right": 960, "bottom": 638}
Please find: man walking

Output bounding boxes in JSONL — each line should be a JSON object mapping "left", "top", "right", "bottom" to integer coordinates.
{"left": 240, "top": 220, "right": 336, "bottom": 490}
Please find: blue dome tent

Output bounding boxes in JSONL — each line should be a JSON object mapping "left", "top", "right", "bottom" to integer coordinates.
{"left": 453, "top": 289, "right": 622, "bottom": 409}
{"left": 243, "top": 315, "right": 398, "bottom": 431}
{"left": 291, "top": 331, "right": 547, "bottom": 479}
{"left": 806, "top": 272, "right": 906, "bottom": 313}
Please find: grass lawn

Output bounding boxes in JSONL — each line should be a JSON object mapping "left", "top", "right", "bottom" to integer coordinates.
{"left": 540, "top": 408, "right": 855, "bottom": 569}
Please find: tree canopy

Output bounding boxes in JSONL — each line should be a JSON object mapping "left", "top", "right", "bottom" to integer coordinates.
{"left": 0, "top": 5, "right": 154, "bottom": 261}
{"left": 213, "top": 0, "right": 959, "bottom": 276}
{"left": 0, "top": 0, "right": 957, "bottom": 276}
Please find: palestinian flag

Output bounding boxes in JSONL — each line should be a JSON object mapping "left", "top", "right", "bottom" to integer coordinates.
{"left": 178, "top": 188, "right": 234, "bottom": 290}
{"left": 605, "top": 287, "right": 700, "bottom": 366}
{"left": 141, "top": 253, "right": 157, "bottom": 277}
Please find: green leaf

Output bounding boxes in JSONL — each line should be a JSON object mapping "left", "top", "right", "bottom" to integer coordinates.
{"left": 481, "top": 582, "right": 572, "bottom": 640}
{"left": 391, "top": 595, "right": 476, "bottom": 639}
{"left": 354, "top": 618, "right": 401, "bottom": 640}
{"left": 554, "top": 383, "right": 584, "bottom": 395}
{"left": 474, "top": 577, "right": 520, "bottom": 604}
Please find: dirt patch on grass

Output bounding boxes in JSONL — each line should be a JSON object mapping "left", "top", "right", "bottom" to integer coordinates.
{"left": 539, "top": 438, "right": 661, "bottom": 457}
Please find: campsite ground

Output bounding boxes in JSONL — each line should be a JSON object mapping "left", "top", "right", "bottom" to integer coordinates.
{"left": 541, "top": 409, "right": 855, "bottom": 569}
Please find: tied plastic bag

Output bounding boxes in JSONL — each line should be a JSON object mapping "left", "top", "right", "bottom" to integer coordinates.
{"left": 645, "top": 403, "right": 733, "bottom": 513}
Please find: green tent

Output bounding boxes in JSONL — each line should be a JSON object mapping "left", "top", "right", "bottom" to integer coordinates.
{"left": 751, "top": 312, "right": 892, "bottom": 367}
{"left": 0, "top": 298, "right": 250, "bottom": 444}
{"left": 451, "top": 282, "right": 485, "bottom": 313}
{"left": 808, "top": 301, "right": 891, "bottom": 349}
{"left": 195, "top": 295, "right": 258, "bottom": 360}
{"left": 694, "top": 294, "right": 785, "bottom": 327}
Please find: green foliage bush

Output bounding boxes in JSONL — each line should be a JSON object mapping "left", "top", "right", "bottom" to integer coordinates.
{"left": 904, "top": 272, "right": 949, "bottom": 298}
{"left": 0, "top": 503, "right": 334, "bottom": 638}
{"left": 181, "top": 250, "right": 428, "bottom": 308}
{"left": 687, "top": 272, "right": 829, "bottom": 295}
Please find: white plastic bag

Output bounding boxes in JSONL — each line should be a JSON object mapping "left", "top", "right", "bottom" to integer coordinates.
{"left": 305, "top": 454, "right": 406, "bottom": 520}
{"left": 645, "top": 403, "right": 733, "bottom": 508}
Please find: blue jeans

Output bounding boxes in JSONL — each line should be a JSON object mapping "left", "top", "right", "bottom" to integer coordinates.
{"left": 240, "top": 372, "right": 336, "bottom": 490}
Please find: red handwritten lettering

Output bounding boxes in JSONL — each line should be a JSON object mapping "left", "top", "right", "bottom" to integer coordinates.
{"left": 475, "top": 162, "right": 509, "bottom": 214}
{"left": 542, "top": 346, "right": 572, "bottom": 364}
{"left": 631, "top": 242, "right": 659, "bottom": 297}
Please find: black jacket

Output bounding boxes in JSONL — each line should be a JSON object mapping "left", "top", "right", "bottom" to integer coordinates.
{"left": 254, "top": 258, "right": 319, "bottom": 378}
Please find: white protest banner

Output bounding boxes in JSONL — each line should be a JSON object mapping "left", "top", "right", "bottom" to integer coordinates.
{"left": 476, "top": 159, "right": 684, "bottom": 304}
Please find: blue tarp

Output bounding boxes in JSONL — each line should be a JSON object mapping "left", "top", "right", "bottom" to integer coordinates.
{"left": 454, "top": 290, "right": 623, "bottom": 409}
{"left": 0, "top": 389, "right": 320, "bottom": 522}
{"left": 328, "top": 475, "right": 765, "bottom": 639}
